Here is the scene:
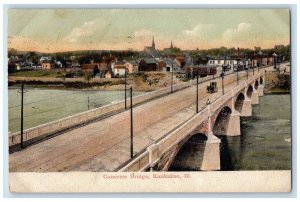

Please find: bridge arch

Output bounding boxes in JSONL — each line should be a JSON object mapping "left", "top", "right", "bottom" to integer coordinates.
{"left": 260, "top": 76, "right": 263, "bottom": 85}
{"left": 212, "top": 106, "right": 232, "bottom": 136}
{"left": 234, "top": 93, "right": 245, "bottom": 113}
{"left": 246, "top": 85, "right": 253, "bottom": 98}
{"left": 167, "top": 133, "right": 208, "bottom": 171}
{"left": 254, "top": 80, "right": 259, "bottom": 90}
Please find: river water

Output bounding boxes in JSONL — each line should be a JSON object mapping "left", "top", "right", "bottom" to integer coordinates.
{"left": 170, "top": 94, "right": 291, "bottom": 171}
{"left": 8, "top": 88, "right": 144, "bottom": 133}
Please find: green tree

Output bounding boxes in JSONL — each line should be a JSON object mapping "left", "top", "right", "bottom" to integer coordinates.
{"left": 8, "top": 48, "right": 18, "bottom": 57}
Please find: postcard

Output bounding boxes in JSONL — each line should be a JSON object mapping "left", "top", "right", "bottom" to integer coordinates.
{"left": 7, "top": 8, "right": 291, "bottom": 193}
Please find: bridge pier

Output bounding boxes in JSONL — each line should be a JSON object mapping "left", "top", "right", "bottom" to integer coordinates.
{"left": 226, "top": 112, "right": 241, "bottom": 136}
{"left": 258, "top": 85, "right": 264, "bottom": 96}
{"left": 147, "top": 144, "right": 158, "bottom": 172}
{"left": 252, "top": 89, "right": 259, "bottom": 105}
{"left": 201, "top": 133, "right": 221, "bottom": 171}
{"left": 240, "top": 98, "right": 252, "bottom": 117}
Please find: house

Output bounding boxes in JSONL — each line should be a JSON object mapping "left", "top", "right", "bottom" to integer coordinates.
{"left": 113, "top": 62, "right": 127, "bottom": 77}
{"left": 207, "top": 55, "right": 251, "bottom": 71}
{"left": 124, "top": 60, "right": 138, "bottom": 73}
{"left": 41, "top": 61, "right": 55, "bottom": 70}
{"left": 81, "top": 63, "right": 100, "bottom": 76}
{"left": 175, "top": 56, "right": 186, "bottom": 68}
{"left": 158, "top": 58, "right": 181, "bottom": 72}
{"left": 138, "top": 58, "right": 158, "bottom": 71}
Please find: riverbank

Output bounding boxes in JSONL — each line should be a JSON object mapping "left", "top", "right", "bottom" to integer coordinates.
{"left": 8, "top": 72, "right": 184, "bottom": 92}
{"left": 264, "top": 71, "right": 290, "bottom": 94}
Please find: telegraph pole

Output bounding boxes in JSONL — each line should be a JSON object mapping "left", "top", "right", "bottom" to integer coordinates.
{"left": 221, "top": 72, "right": 224, "bottom": 95}
{"left": 236, "top": 64, "right": 239, "bottom": 85}
{"left": 130, "top": 87, "right": 134, "bottom": 158}
{"left": 125, "top": 71, "right": 127, "bottom": 109}
{"left": 196, "top": 69, "right": 199, "bottom": 113}
{"left": 171, "top": 63, "right": 174, "bottom": 93}
{"left": 20, "top": 84, "right": 25, "bottom": 149}
{"left": 245, "top": 53, "right": 248, "bottom": 80}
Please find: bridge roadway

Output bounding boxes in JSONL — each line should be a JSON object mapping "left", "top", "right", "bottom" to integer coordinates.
{"left": 9, "top": 67, "right": 273, "bottom": 172}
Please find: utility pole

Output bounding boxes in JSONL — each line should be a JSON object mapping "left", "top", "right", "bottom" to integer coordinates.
{"left": 125, "top": 71, "right": 127, "bottom": 109}
{"left": 171, "top": 63, "right": 174, "bottom": 93}
{"left": 130, "top": 87, "right": 134, "bottom": 158}
{"left": 20, "top": 84, "right": 25, "bottom": 149}
{"left": 245, "top": 53, "right": 248, "bottom": 80}
{"left": 196, "top": 69, "right": 199, "bottom": 113}
{"left": 221, "top": 72, "right": 224, "bottom": 95}
{"left": 236, "top": 63, "right": 239, "bottom": 85}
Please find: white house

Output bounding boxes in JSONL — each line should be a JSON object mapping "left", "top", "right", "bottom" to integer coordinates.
{"left": 112, "top": 62, "right": 127, "bottom": 76}
{"left": 207, "top": 56, "right": 250, "bottom": 71}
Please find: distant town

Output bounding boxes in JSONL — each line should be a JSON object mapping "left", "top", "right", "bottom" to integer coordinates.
{"left": 8, "top": 36, "right": 290, "bottom": 90}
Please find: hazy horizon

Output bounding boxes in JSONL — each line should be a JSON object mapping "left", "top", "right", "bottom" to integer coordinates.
{"left": 8, "top": 9, "right": 290, "bottom": 53}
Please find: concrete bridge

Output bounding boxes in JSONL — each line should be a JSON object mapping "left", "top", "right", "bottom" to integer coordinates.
{"left": 9, "top": 64, "right": 286, "bottom": 172}
{"left": 118, "top": 71, "right": 265, "bottom": 171}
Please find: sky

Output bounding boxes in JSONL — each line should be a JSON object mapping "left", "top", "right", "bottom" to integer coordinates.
{"left": 8, "top": 9, "right": 290, "bottom": 53}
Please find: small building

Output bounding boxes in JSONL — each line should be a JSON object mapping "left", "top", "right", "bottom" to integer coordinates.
{"left": 175, "top": 56, "right": 186, "bottom": 68}
{"left": 124, "top": 60, "right": 138, "bottom": 73}
{"left": 158, "top": 58, "right": 181, "bottom": 72}
{"left": 113, "top": 62, "right": 127, "bottom": 77}
{"left": 138, "top": 58, "right": 158, "bottom": 72}
{"left": 41, "top": 61, "right": 55, "bottom": 70}
{"left": 81, "top": 63, "right": 100, "bottom": 76}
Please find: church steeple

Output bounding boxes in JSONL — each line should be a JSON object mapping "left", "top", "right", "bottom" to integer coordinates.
{"left": 170, "top": 41, "right": 173, "bottom": 49}
{"left": 152, "top": 36, "right": 155, "bottom": 49}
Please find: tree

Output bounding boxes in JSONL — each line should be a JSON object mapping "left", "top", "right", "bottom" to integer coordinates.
{"left": 83, "top": 71, "right": 93, "bottom": 83}
{"left": 8, "top": 48, "right": 18, "bottom": 57}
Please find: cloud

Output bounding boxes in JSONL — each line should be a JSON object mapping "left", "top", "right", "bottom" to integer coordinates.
{"left": 64, "top": 20, "right": 97, "bottom": 43}
{"left": 183, "top": 23, "right": 215, "bottom": 39}
{"left": 222, "top": 23, "right": 252, "bottom": 40}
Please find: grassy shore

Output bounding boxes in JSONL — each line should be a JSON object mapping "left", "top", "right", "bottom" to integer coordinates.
{"left": 265, "top": 71, "right": 290, "bottom": 94}
{"left": 8, "top": 71, "right": 185, "bottom": 92}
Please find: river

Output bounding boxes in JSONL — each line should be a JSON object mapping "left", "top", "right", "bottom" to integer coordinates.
{"left": 8, "top": 88, "right": 144, "bottom": 133}
{"left": 170, "top": 94, "right": 291, "bottom": 171}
